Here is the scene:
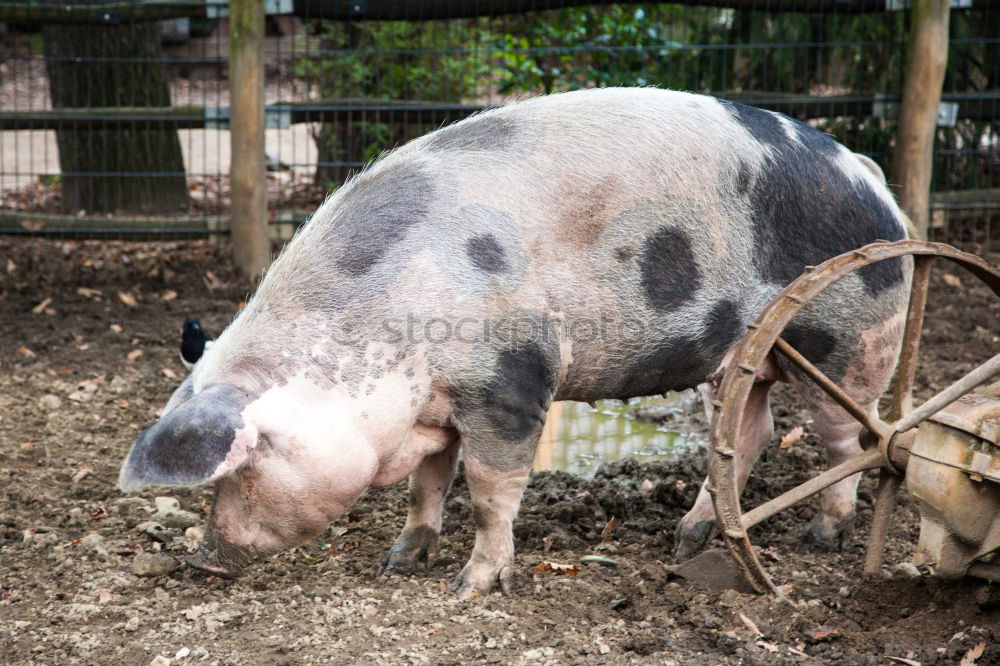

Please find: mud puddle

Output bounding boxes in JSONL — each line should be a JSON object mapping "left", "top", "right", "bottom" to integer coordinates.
{"left": 533, "top": 392, "right": 707, "bottom": 477}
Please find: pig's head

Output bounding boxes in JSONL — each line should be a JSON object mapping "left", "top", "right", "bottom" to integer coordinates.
{"left": 118, "top": 378, "right": 379, "bottom": 577}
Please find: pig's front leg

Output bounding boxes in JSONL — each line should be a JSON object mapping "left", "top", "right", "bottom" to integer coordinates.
{"left": 448, "top": 455, "right": 532, "bottom": 599}
{"left": 380, "top": 437, "right": 460, "bottom": 575}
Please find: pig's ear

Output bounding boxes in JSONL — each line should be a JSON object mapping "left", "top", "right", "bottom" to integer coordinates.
{"left": 118, "top": 384, "right": 258, "bottom": 490}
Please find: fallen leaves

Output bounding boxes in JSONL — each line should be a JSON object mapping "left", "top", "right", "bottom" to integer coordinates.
{"left": 162, "top": 368, "right": 178, "bottom": 379}
{"left": 161, "top": 289, "right": 178, "bottom": 302}
{"left": 600, "top": 516, "right": 618, "bottom": 540}
{"left": 31, "top": 297, "right": 53, "bottom": 314}
{"left": 960, "top": 642, "right": 986, "bottom": 666}
{"left": 72, "top": 465, "right": 93, "bottom": 484}
{"left": 17, "top": 345, "right": 36, "bottom": 359}
{"left": 739, "top": 612, "right": 763, "bottom": 638}
{"left": 532, "top": 560, "right": 581, "bottom": 578}
{"left": 109, "top": 323, "right": 123, "bottom": 334}
{"left": 76, "top": 287, "right": 103, "bottom": 300}
{"left": 779, "top": 426, "right": 805, "bottom": 450}
{"left": 942, "top": 273, "right": 962, "bottom": 288}
{"left": 126, "top": 349, "right": 144, "bottom": 362}
{"left": 117, "top": 291, "right": 138, "bottom": 307}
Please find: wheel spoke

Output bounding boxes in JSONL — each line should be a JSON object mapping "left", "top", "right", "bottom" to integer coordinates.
{"left": 741, "top": 448, "right": 883, "bottom": 530}
{"left": 863, "top": 470, "right": 902, "bottom": 575}
{"left": 774, "top": 338, "right": 891, "bottom": 438}
{"left": 895, "top": 352, "right": 1000, "bottom": 433}
{"left": 888, "top": 255, "right": 935, "bottom": 421}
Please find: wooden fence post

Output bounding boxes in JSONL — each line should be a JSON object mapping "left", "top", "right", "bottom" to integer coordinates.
{"left": 893, "top": 0, "right": 950, "bottom": 240}
{"left": 229, "top": 0, "right": 270, "bottom": 281}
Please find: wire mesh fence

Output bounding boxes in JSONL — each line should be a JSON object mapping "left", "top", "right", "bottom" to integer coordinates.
{"left": 0, "top": 1, "right": 997, "bottom": 249}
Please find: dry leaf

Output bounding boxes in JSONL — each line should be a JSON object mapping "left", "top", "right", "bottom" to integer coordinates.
{"left": 17, "top": 345, "right": 36, "bottom": 359}
{"left": 161, "top": 289, "right": 178, "bottom": 302}
{"left": 72, "top": 465, "right": 93, "bottom": 483}
{"left": 126, "top": 349, "right": 143, "bottom": 362}
{"left": 88, "top": 503, "right": 108, "bottom": 520}
{"left": 600, "top": 516, "right": 618, "bottom": 541}
{"left": 959, "top": 642, "right": 986, "bottom": 666}
{"left": 31, "top": 297, "right": 52, "bottom": 314}
{"left": 118, "top": 291, "right": 137, "bottom": 307}
{"left": 19, "top": 442, "right": 36, "bottom": 450}
{"left": 739, "top": 612, "right": 764, "bottom": 638}
{"left": 76, "top": 287, "right": 102, "bottom": 300}
{"left": 942, "top": 273, "right": 962, "bottom": 288}
{"left": 110, "top": 324, "right": 123, "bottom": 334}
{"left": 808, "top": 627, "right": 840, "bottom": 642}
{"left": 756, "top": 640, "right": 779, "bottom": 653}
{"left": 532, "top": 560, "right": 581, "bottom": 578}
{"left": 780, "top": 426, "right": 805, "bottom": 450}
{"left": 162, "top": 368, "right": 178, "bottom": 379}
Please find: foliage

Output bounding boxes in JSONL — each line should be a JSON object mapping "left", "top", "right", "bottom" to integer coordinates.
{"left": 294, "top": 19, "right": 491, "bottom": 188}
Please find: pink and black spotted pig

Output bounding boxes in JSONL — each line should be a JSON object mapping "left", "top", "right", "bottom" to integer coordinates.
{"left": 119, "top": 87, "right": 911, "bottom": 598}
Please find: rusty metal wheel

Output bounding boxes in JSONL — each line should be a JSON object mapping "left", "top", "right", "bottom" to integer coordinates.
{"left": 708, "top": 239, "right": 1000, "bottom": 598}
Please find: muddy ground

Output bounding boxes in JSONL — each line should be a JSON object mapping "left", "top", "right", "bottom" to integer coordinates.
{"left": 1, "top": 238, "right": 998, "bottom": 665}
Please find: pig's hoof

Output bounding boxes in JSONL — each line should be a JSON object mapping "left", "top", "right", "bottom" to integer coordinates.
{"left": 378, "top": 526, "right": 439, "bottom": 577}
{"left": 673, "top": 519, "right": 716, "bottom": 562}
{"left": 797, "top": 515, "right": 854, "bottom": 552}
{"left": 447, "top": 560, "right": 513, "bottom": 600}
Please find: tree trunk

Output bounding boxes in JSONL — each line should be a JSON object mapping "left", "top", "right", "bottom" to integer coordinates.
{"left": 43, "top": 21, "right": 189, "bottom": 214}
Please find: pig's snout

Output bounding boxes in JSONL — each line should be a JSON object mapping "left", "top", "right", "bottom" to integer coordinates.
{"left": 185, "top": 535, "right": 255, "bottom": 579}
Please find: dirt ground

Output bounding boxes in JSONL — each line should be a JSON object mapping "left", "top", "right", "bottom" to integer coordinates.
{"left": 1, "top": 238, "right": 998, "bottom": 665}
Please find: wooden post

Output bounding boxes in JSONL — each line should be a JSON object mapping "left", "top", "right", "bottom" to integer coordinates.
{"left": 893, "top": 0, "right": 950, "bottom": 240}
{"left": 229, "top": 0, "right": 270, "bottom": 281}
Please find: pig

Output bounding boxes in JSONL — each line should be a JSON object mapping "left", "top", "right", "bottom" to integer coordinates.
{"left": 118, "top": 87, "right": 911, "bottom": 598}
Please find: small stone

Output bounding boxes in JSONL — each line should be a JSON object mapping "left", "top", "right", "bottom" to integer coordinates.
{"left": 175, "top": 647, "right": 190, "bottom": 659}
{"left": 149, "top": 656, "right": 171, "bottom": 666}
{"left": 157, "top": 510, "right": 200, "bottom": 530}
{"left": 154, "top": 497, "right": 181, "bottom": 514}
{"left": 184, "top": 525, "right": 205, "bottom": 542}
{"left": 109, "top": 375, "right": 128, "bottom": 393}
{"left": 138, "top": 521, "right": 177, "bottom": 544}
{"left": 892, "top": 562, "right": 921, "bottom": 579}
{"left": 132, "top": 553, "right": 180, "bottom": 577}
{"left": 80, "top": 532, "right": 107, "bottom": 555}
{"left": 484, "top": 637, "right": 497, "bottom": 649}
{"left": 39, "top": 394, "right": 62, "bottom": 411}
{"left": 124, "top": 616, "right": 140, "bottom": 632}
{"left": 112, "top": 497, "right": 152, "bottom": 514}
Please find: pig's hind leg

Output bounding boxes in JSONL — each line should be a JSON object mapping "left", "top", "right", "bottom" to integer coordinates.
{"left": 793, "top": 310, "right": 905, "bottom": 550}
{"left": 380, "top": 435, "right": 461, "bottom": 576}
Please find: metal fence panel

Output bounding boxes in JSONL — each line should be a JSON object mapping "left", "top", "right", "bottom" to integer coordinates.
{"left": 0, "top": 1, "right": 996, "bottom": 250}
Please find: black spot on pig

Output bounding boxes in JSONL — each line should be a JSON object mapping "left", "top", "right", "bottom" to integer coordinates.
{"left": 702, "top": 299, "right": 744, "bottom": 358}
{"left": 329, "top": 162, "right": 436, "bottom": 275}
{"left": 719, "top": 100, "right": 905, "bottom": 297}
{"left": 734, "top": 159, "right": 755, "bottom": 197}
{"left": 453, "top": 340, "right": 556, "bottom": 471}
{"left": 426, "top": 114, "right": 520, "bottom": 153}
{"left": 782, "top": 322, "right": 850, "bottom": 381}
{"left": 120, "top": 384, "right": 255, "bottom": 488}
{"left": 466, "top": 233, "right": 508, "bottom": 273}
{"left": 639, "top": 227, "right": 701, "bottom": 311}
{"left": 615, "top": 337, "right": 709, "bottom": 398}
